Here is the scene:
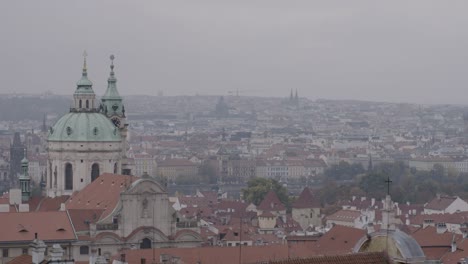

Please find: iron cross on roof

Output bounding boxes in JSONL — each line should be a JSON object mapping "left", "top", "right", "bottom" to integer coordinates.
{"left": 385, "top": 175, "right": 392, "bottom": 196}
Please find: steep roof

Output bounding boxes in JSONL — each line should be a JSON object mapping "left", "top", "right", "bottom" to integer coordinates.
{"left": 292, "top": 187, "right": 321, "bottom": 209}
{"left": 258, "top": 190, "right": 286, "bottom": 211}
{"left": 425, "top": 196, "right": 458, "bottom": 211}
{"left": 313, "top": 225, "right": 366, "bottom": 255}
{"left": 66, "top": 173, "right": 136, "bottom": 220}
{"left": 68, "top": 209, "right": 105, "bottom": 232}
{"left": 0, "top": 211, "right": 76, "bottom": 243}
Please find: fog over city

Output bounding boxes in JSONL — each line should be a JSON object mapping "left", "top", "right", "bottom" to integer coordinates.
{"left": 2, "top": 1, "right": 468, "bottom": 104}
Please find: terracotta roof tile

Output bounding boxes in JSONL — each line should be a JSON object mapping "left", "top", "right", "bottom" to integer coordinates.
{"left": 258, "top": 190, "right": 286, "bottom": 212}
{"left": 0, "top": 211, "right": 76, "bottom": 242}
{"left": 68, "top": 209, "right": 105, "bottom": 232}
{"left": 66, "top": 173, "right": 135, "bottom": 220}
{"left": 263, "top": 252, "right": 391, "bottom": 264}
{"left": 292, "top": 187, "right": 321, "bottom": 209}
{"left": 6, "top": 254, "right": 32, "bottom": 264}
{"left": 313, "top": 225, "right": 366, "bottom": 255}
{"left": 425, "top": 196, "right": 458, "bottom": 211}
{"left": 115, "top": 245, "right": 291, "bottom": 264}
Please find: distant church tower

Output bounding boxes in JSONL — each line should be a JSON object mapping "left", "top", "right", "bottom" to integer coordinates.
{"left": 9, "top": 132, "right": 25, "bottom": 185}
{"left": 46, "top": 53, "right": 127, "bottom": 197}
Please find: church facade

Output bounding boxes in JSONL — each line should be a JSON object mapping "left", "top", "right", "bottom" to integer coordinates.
{"left": 46, "top": 55, "right": 131, "bottom": 197}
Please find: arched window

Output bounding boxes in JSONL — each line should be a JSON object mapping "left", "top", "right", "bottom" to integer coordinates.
{"left": 114, "top": 163, "right": 118, "bottom": 174}
{"left": 65, "top": 163, "right": 73, "bottom": 190}
{"left": 79, "top": 246, "right": 89, "bottom": 255}
{"left": 86, "top": 100, "right": 89, "bottom": 109}
{"left": 79, "top": 100, "right": 82, "bottom": 108}
{"left": 91, "top": 163, "right": 100, "bottom": 182}
{"left": 140, "top": 238, "right": 152, "bottom": 249}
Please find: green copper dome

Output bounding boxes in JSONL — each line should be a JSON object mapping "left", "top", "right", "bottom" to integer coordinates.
{"left": 48, "top": 112, "right": 121, "bottom": 142}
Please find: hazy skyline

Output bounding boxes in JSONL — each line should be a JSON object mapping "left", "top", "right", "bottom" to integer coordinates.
{"left": 1, "top": 1, "right": 468, "bottom": 104}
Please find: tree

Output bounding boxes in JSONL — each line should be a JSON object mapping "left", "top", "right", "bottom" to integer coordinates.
{"left": 242, "top": 177, "right": 289, "bottom": 206}
{"left": 325, "top": 161, "right": 365, "bottom": 181}
{"left": 359, "top": 172, "right": 388, "bottom": 200}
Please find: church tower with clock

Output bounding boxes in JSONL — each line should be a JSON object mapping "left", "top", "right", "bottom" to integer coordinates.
{"left": 46, "top": 54, "right": 132, "bottom": 197}
{"left": 100, "top": 55, "right": 133, "bottom": 175}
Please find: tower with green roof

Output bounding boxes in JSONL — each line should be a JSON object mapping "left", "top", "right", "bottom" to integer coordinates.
{"left": 100, "top": 55, "right": 132, "bottom": 175}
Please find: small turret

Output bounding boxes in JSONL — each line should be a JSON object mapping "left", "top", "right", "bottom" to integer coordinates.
{"left": 73, "top": 51, "right": 97, "bottom": 111}
{"left": 19, "top": 150, "right": 31, "bottom": 202}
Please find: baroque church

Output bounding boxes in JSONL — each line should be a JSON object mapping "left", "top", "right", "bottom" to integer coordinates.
{"left": 46, "top": 54, "right": 132, "bottom": 197}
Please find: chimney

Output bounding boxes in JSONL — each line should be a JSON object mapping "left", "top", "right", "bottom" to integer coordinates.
{"left": 361, "top": 197, "right": 366, "bottom": 202}
{"left": 452, "top": 240, "right": 457, "bottom": 253}
{"left": 30, "top": 236, "right": 47, "bottom": 264}
{"left": 436, "top": 223, "right": 447, "bottom": 234}
{"left": 423, "top": 219, "right": 434, "bottom": 228}
{"left": 48, "top": 244, "right": 64, "bottom": 261}
{"left": 60, "top": 203, "right": 66, "bottom": 211}
{"left": 371, "top": 198, "right": 375, "bottom": 207}
{"left": 352, "top": 196, "right": 356, "bottom": 201}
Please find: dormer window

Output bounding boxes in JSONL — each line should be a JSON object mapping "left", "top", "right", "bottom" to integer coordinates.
{"left": 66, "top": 127, "right": 72, "bottom": 136}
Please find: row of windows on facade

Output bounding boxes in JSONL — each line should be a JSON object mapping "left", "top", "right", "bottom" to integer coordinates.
{"left": 53, "top": 162, "right": 118, "bottom": 190}
{"left": 0, "top": 239, "right": 153, "bottom": 259}
{"left": 78, "top": 100, "right": 91, "bottom": 109}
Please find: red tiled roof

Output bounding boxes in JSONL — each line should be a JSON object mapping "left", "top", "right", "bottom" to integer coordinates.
{"left": 425, "top": 196, "right": 458, "bottom": 211}
{"left": 66, "top": 173, "right": 136, "bottom": 220}
{"left": 0, "top": 211, "right": 76, "bottom": 243}
{"left": 115, "top": 245, "right": 291, "bottom": 264}
{"left": 6, "top": 254, "right": 32, "bottom": 264}
{"left": 313, "top": 225, "right": 366, "bottom": 255}
{"left": 258, "top": 190, "right": 286, "bottom": 212}
{"left": 409, "top": 211, "right": 468, "bottom": 225}
{"left": 263, "top": 252, "right": 391, "bottom": 264}
{"left": 292, "top": 187, "right": 321, "bottom": 209}
{"left": 68, "top": 209, "right": 105, "bottom": 232}
{"left": 30, "top": 196, "right": 70, "bottom": 212}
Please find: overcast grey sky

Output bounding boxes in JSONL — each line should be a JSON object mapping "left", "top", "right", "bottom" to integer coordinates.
{"left": 1, "top": 1, "right": 468, "bottom": 104}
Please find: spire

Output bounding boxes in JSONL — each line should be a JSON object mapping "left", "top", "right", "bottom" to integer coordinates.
{"left": 75, "top": 50, "right": 93, "bottom": 88}
{"left": 110, "top": 54, "right": 115, "bottom": 77}
{"left": 102, "top": 54, "right": 122, "bottom": 100}
{"left": 82, "top": 50, "right": 88, "bottom": 77}
{"left": 290, "top": 89, "right": 293, "bottom": 101}
{"left": 42, "top": 113, "right": 47, "bottom": 133}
